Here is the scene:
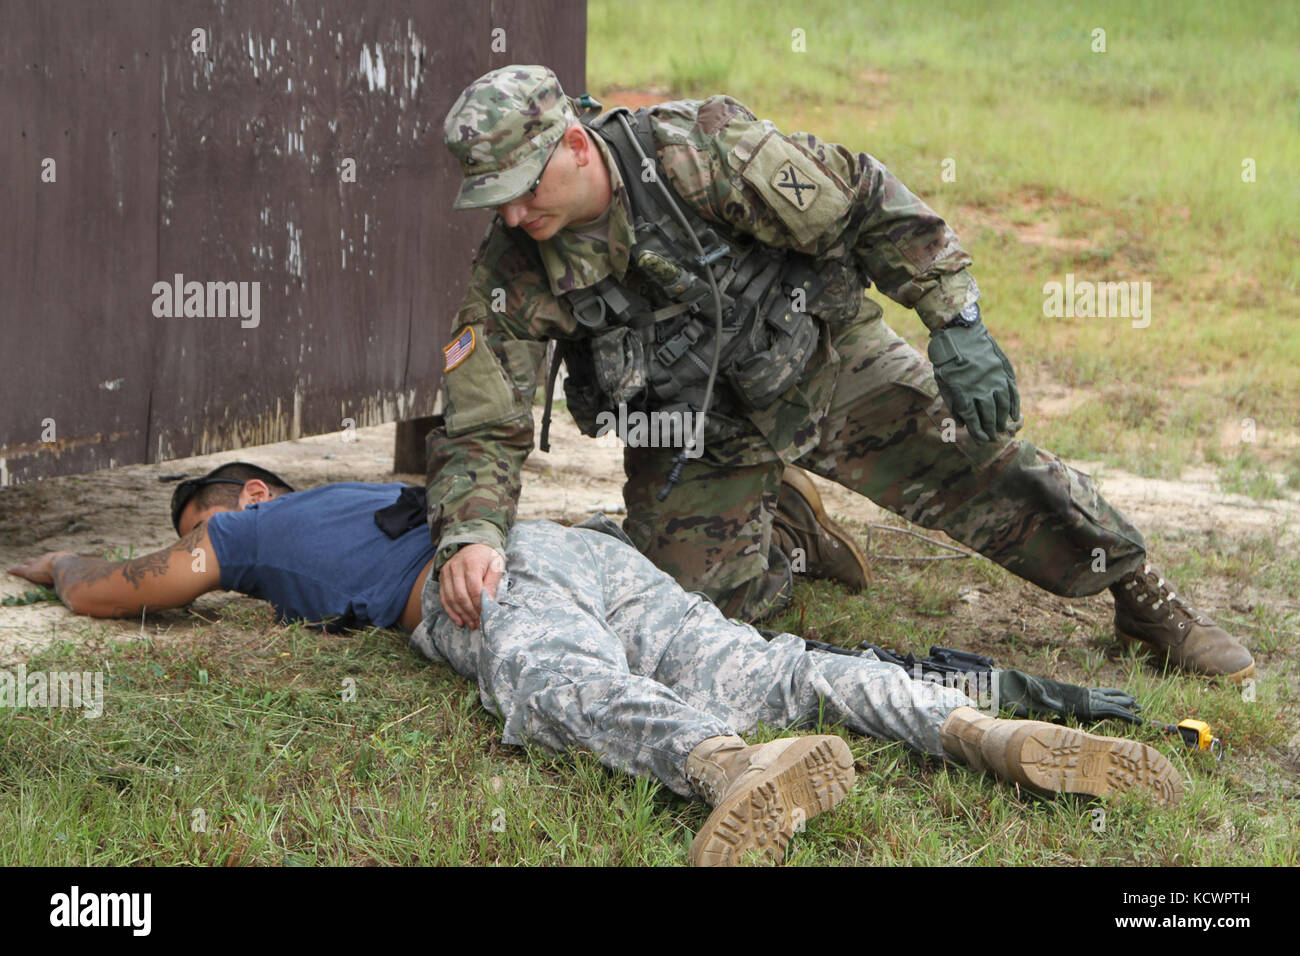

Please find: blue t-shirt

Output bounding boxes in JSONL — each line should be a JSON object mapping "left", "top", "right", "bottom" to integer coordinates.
{"left": 205, "top": 483, "right": 435, "bottom": 631}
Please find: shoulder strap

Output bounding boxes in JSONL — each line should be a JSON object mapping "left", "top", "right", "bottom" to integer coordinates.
{"left": 539, "top": 340, "right": 564, "bottom": 452}
{"left": 585, "top": 107, "right": 686, "bottom": 229}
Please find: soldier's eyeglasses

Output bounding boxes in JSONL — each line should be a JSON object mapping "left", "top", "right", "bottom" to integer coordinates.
{"left": 519, "top": 141, "right": 560, "bottom": 203}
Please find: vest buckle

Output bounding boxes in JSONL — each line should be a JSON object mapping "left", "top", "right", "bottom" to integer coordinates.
{"left": 654, "top": 322, "right": 702, "bottom": 366}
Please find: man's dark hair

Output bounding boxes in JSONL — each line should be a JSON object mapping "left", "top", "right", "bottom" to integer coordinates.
{"left": 170, "top": 462, "right": 295, "bottom": 533}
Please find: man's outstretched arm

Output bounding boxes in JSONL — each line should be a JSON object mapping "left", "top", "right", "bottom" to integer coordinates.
{"left": 8, "top": 523, "right": 223, "bottom": 618}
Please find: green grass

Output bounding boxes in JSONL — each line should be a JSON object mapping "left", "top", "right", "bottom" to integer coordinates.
{"left": 4, "top": 517, "right": 1296, "bottom": 866}
{"left": 0, "top": 620, "right": 701, "bottom": 866}
{"left": 1, "top": 585, "right": 59, "bottom": 607}
{"left": 1211, "top": 448, "right": 1288, "bottom": 501}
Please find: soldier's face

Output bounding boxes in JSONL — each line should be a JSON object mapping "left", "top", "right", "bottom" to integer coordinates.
{"left": 495, "top": 126, "right": 606, "bottom": 241}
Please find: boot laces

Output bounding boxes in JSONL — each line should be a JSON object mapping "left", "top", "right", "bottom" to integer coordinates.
{"left": 1121, "top": 563, "right": 1210, "bottom": 628}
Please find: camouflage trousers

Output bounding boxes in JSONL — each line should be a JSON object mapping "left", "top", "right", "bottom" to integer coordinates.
{"left": 410, "top": 517, "right": 972, "bottom": 797}
{"left": 623, "top": 315, "right": 1148, "bottom": 616}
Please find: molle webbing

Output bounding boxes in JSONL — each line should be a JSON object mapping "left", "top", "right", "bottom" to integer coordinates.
{"left": 586, "top": 110, "right": 817, "bottom": 402}
{"left": 541, "top": 107, "right": 826, "bottom": 450}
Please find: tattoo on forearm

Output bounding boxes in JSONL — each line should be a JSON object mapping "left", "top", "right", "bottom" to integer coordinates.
{"left": 120, "top": 525, "right": 205, "bottom": 588}
{"left": 52, "top": 555, "right": 120, "bottom": 596}
{"left": 120, "top": 550, "right": 173, "bottom": 587}
{"left": 53, "top": 525, "right": 206, "bottom": 596}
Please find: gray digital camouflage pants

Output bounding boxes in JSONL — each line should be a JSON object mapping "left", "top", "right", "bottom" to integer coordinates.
{"left": 410, "top": 516, "right": 973, "bottom": 797}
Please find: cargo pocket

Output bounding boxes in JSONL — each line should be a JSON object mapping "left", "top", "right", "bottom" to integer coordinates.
{"left": 728, "top": 297, "right": 819, "bottom": 410}
{"left": 810, "top": 259, "right": 877, "bottom": 329}
{"left": 591, "top": 325, "right": 647, "bottom": 405}
{"left": 501, "top": 338, "right": 547, "bottom": 395}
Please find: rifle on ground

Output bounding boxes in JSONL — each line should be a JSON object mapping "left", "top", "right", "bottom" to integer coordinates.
{"left": 789, "top": 634, "right": 1221, "bottom": 755}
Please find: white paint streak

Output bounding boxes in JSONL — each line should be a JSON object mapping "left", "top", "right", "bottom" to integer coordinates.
{"left": 407, "top": 21, "right": 424, "bottom": 101}
{"left": 359, "top": 44, "right": 387, "bottom": 92}
{"left": 286, "top": 221, "right": 303, "bottom": 278}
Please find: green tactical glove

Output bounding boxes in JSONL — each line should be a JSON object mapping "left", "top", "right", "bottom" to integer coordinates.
{"left": 927, "top": 316, "right": 1020, "bottom": 442}
{"left": 995, "top": 669, "right": 1143, "bottom": 723}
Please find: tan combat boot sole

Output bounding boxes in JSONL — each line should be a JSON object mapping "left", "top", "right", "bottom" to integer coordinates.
{"left": 1116, "top": 629, "right": 1256, "bottom": 684}
{"left": 779, "top": 467, "right": 871, "bottom": 588}
{"left": 689, "top": 736, "right": 856, "bottom": 867}
{"left": 1004, "top": 722, "right": 1184, "bottom": 807}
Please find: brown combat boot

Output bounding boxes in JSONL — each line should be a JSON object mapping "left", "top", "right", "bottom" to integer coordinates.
{"left": 940, "top": 707, "right": 1183, "bottom": 806}
{"left": 685, "top": 734, "right": 857, "bottom": 866}
{"left": 1111, "top": 563, "right": 1254, "bottom": 683}
{"left": 773, "top": 466, "right": 870, "bottom": 591}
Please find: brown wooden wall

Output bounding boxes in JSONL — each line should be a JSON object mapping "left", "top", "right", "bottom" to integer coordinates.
{"left": 0, "top": 0, "right": 586, "bottom": 483}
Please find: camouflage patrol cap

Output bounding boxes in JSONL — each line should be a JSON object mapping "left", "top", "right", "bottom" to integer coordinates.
{"left": 443, "top": 65, "right": 578, "bottom": 210}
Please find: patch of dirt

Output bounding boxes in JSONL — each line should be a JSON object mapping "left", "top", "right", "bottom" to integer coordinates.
{"left": 1015, "top": 369, "right": 1100, "bottom": 420}
{"left": 954, "top": 194, "right": 1101, "bottom": 254}
{"left": 2, "top": 408, "right": 1298, "bottom": 669}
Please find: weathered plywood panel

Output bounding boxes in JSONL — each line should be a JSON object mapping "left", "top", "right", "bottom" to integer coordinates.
{"left": 0, "top": 0, "right": 586, "bottom": 482}
{"left": 0, "top": 0, "right": 162, "bottom": 483}
{"left": 149, "top": 0, "right": 484, "bottom": 460}
{"left": 490, "top": 0, "right": 587, "bottom": 93}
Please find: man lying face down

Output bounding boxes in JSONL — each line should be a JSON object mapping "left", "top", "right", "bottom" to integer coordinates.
{"left": 9, "top": 461, "right": 1185, "bottom": 866}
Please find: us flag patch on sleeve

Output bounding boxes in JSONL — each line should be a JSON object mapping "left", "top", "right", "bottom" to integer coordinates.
{"left": 443, "top": 326, "right": 476, "bottom": 371}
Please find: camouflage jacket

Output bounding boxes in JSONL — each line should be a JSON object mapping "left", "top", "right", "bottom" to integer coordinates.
{"left": 428, "top": 95, "right": 976, "bottom": 570}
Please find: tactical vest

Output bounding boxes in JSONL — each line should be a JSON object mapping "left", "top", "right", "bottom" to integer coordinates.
{"left": 540, "top": 108, "right": 833, "bottom": 447}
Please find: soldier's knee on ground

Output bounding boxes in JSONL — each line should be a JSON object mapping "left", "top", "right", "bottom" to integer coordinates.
{"left": 774, "top": 465, "right": 870, "bottom": 590}
{"left": 719, "top": 545, "right": 794, "bottom": 623}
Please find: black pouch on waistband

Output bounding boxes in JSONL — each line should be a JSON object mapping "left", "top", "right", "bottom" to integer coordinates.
{"left": 374, "top": 485, "right": 429, "bottom": 540}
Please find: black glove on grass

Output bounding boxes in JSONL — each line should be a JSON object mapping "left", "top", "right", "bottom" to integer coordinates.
{"left": 995, "top": 669, "right": 1142, "bottom": 723}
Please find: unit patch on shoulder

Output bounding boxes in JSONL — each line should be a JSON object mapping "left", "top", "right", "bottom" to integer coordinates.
{"left": 444, "top": 326, "right": 476, "bottom": 371}
{"left": 738, "top": 133, "right": 852, "bottom": 247}
{"left": 772, "top": 160, "right": 818, "bottom": 210}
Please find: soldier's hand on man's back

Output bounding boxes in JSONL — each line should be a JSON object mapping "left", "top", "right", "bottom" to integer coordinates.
{"left": 439, "top": 543, "right": 506, "bottom": 630}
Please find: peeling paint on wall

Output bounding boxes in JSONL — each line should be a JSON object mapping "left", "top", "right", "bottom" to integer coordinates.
{"left": 359, "top": 43, "right": 387, "bottom": 92}
{"left": 3, "top": 0, "right": 587, "bottom": 481}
